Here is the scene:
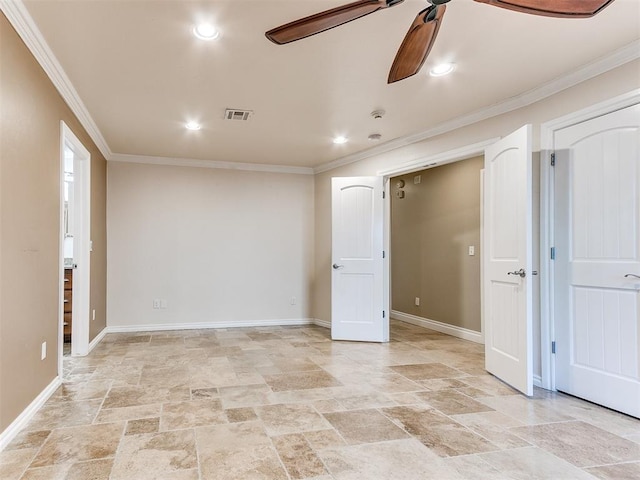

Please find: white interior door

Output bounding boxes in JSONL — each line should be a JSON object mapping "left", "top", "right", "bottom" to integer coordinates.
{"left": 331, "top": 176, "right": 387, "bottom": 342}
{"left": 554, "top": 104, "right": 640, "bottom": 418}
{"left": 484, "top": 125, "right": 533, "bottom": 396}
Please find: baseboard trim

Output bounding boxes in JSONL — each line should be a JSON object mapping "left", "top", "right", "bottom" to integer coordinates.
{"left": 0, "top": 376, "right": 61, "bottom": 451}
{"left": 313, "top": 319, "right": 331, "bottom": 329}
{"left": 391, "top": 311, "right": 483, "bottom": 344}
{"left": 106, "top": 318, "right": 317, "bottom": 333}
{"left": 87, "top": 327, "right": 108, "bottom": 353}
{"left": 533, "top": 374, "right": 543, "bottom": 388}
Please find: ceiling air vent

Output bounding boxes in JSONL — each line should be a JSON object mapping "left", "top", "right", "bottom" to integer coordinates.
{"left": 224, "top": 109, "right": 253, "bottom": 121}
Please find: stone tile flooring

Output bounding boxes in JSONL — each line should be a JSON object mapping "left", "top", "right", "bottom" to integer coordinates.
{"left": 2, "top": 321, "right": 640, "bottom": 479}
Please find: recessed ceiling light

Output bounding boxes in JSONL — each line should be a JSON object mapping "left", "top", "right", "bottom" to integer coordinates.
{"left": 429, "top": 63, "right": 456, "bottom": 77}
{"left": 185, "top": 121, "right": 201, "bottom": 131}
{"left": 193, "top": 23, "right": 220, "bottom": 41}
{"left": 333, "top": 136, "right": 348, "bottom": 145}
{"left": 368, "top": 133, "right": 382, "bottom": 142}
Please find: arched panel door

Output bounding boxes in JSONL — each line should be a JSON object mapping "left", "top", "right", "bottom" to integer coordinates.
{"left": 331, "top": 176, "right": 387, "bottom": 342}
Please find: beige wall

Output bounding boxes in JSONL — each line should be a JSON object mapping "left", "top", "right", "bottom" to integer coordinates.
{"left": 107, "top": 162, "right": 314, "bottom": 328}
{"left": 313, "top": 60, "right": 640, "bottom": 325}
{"left": 0, "top": 13, "right": 107, "bottom": 431}
{"left": 391, "top": 157, "right": 483, "bottom": 331}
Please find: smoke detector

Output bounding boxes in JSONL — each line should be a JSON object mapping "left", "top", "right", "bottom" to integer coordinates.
{"left": 224, "top": 109, "right": 253, "bottom": 121}
{"left": 371, "top": 109, "right": 385, "bottom": 120}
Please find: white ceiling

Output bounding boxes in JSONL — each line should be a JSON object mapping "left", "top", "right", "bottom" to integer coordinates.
{"left": 19, "top": 0, "right": 640, "bottom": 169}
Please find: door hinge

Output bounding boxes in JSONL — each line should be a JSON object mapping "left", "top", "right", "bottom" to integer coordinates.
{"left": 550, "top": 247, "right": 556, "bottom": 260}
{"left": 551, "top": 341, "right": 556, "bottom": 354}
{"left": 550, "top": 152, "right": 556, "bottom": 166}
{"left": 382, "top": 250, "right": 385, "bottom": 259}
{"left": 383, "top": 311, "right": 386, "bottom": 318}
{"left": 382, "top": 191, "right": 386, "bottom": 199}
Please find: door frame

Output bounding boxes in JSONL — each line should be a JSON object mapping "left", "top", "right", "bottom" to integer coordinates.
{"left": 58, "top": 121, "right": 91, "bottom": 374}
{"left": 539, "top": 89, "right": 640, "bottom": 391}
{"left": 378, "top": 138, "right": 499, "bottom": 343}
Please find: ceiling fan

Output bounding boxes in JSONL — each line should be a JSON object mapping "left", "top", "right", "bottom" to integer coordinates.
{"left": 265, "top": 0, "right": 615, "bottom": 84}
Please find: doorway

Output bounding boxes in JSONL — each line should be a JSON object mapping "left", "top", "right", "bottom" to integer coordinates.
{"left": 59, "top": 122, "right": 91, "bottom": 371}
{"left": 388, "top": 157, "right": 484, "bottom": 343}
{"left": 62, "top": 144, "right": 74, "bottom": 355}
{"left": 375, "top": 140, "right": 498, "bottom": 344}
{"left": 329, "top": 141, "right": 495, "bottom": 344}
{"left": 381, "top": 129, "right": 537, "bottom": 397}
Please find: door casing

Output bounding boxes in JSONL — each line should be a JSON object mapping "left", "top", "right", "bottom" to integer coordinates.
{"left": 379, "top": 139, "right": 500, "bottom": 345}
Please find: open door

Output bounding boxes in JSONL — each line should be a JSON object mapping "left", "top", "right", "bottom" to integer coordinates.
{"left": 331, "top": 176, "right": 388, "bottom": 342}
{"left": 484, "top": 125, "right": 533, "bottom": 396}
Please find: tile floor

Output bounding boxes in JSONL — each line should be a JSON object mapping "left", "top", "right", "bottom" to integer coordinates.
{"left": 2, "top": 321, "right": 639, "bottom": 479}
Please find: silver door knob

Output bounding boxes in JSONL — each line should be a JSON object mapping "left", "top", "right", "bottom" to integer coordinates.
{"left": 625, "top": 273, "right": 640, "bottom": 279}
{"left": 332, "top": 264, "right": 344, "bottom": 270}
{"left": 507, "top": 268, "right": 526, "bottom": 278}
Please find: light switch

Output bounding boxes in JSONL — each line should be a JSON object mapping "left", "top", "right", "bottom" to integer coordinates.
{"left": 468, "top": 246, "right": 475, "bottom": 256}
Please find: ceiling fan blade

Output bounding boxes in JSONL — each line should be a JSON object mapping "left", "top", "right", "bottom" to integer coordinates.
{"left": 266, "top": 0, "right": 400, "bottom": 45}
{"left": 473, "top": 0, "right": 615, "bottom": 18}
{"left": 388, "top": 5, "right": 446, "bottom": 84}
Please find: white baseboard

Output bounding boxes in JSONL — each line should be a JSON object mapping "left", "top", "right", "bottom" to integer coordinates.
{"left": 106, "top": 318, "right": 317, "bottom": 333}
{"left": 391, "top": 311, "right": 484, "bottom": 344}
{"left": 87, "top": 327, "right": 108, "bottom": 353}
{"left": 0, "top": 376, "right": 61, "bottom": 451}
{"left": 533, "top": 374, "right": 543, "bottom": 388}
{"left": 313, "top": 319, "right": 331, "bottom": 329}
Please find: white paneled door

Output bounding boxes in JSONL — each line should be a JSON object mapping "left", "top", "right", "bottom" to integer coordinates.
{"left": 484, "top": 125, "right": 534, "bottom": 396}
{"left": 554, "top": 104, "right": 640, "bottom": 418}
{"left": 331, "top": 176, "right": 387, "bottom": 342}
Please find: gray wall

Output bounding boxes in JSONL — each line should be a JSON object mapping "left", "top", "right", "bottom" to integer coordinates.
{"left": 391, "top": 157, "right": 483, "bottom": 331}
{"left": 0, "top": 13, "right": 108, "bottom": 431}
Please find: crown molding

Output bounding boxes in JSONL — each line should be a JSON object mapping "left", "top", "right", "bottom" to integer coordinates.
{"left": 313, "top": 40, "right": 640, "bottom": 174}
{"left": 1, "top": 0, "right": 112, "bottom": 160}
{"left": 110, "top": 153, "right": 314, "bottom": 175}
{"left": 3, "top": 0, "right": 637, "bottom": 175}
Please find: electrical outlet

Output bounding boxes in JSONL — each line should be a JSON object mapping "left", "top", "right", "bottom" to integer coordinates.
{"left": 468, "top": 245, "right": 475, "bottom": 256}
{"left": 414, "top": 175, "right": 421, "bottom": 184}
{"left": 41, "top": 342, "right": 47, "bottom": 360}
{"left": 92, "top": 309, "right": 96, "bottom": 321}
{"left": 153, "top": 299, "right": 161, "bottom": 309}
{"left": 290, "top": 297, "right": 296, "bottom": 305}
{"left": 160, "top": 299, "right": 167, "bottom": 309}
{"left": 415, "top": 297, "right": 420, "bottom": 306}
